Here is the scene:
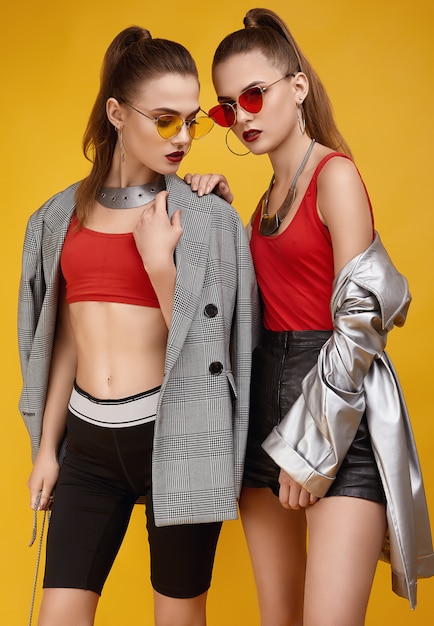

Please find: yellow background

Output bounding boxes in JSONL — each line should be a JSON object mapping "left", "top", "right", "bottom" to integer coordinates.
{"left": 1, "top": 0, "right": 433, "bottom": 623}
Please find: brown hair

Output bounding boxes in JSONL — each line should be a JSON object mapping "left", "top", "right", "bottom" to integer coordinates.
{"left": 212, "top": 8, "right": 352, "bottom": 157}
{"left": 75, "top": 26, "right": 198, "bottom": 224}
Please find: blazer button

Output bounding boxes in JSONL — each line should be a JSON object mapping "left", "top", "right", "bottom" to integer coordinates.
{"left": 204, "top": 303, "right": 218, "bottom": 318}
{"left": 209, "top": 361, "right": 223, "bottom": 375}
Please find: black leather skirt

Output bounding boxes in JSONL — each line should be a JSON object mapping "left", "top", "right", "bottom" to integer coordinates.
{"left": 244, "top": 329, "right": 386, "bottom": 504}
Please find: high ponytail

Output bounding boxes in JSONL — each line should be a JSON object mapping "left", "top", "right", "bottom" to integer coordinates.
{"left": 75, "top": 26, "right": 198, "bottom": 224}
{"left": 213, "top": 8, "right": 352, "bottom": 157}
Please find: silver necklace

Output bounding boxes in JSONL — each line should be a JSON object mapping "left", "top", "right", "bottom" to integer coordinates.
{"left": 97, "top": 178, "right": 166, "bottom": 209}
{"left": 259, "top": 138, "right": 315, "bottom": 236}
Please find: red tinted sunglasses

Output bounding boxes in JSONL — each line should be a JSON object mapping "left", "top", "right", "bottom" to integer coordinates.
{"left": 208, "top": 73, "right": 294, "bottom": 128}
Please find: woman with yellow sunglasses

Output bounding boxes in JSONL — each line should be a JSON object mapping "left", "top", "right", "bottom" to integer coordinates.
{"left": 19, "top": 25, "right": 257, "bottom": 626}
{"left": 208, "top": 7, "right": 433, "bottom": 626}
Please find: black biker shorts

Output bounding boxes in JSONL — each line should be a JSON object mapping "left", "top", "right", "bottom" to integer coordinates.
{"left": 43, "top": 385, "right": 222, "bottom": 598}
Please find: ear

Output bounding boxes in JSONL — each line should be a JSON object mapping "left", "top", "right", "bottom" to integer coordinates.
{"left": 293, "top": 72, "right": 309, "bottom": 104}
{"left": 106, "top": 97, "right": 125, "bottom": 129}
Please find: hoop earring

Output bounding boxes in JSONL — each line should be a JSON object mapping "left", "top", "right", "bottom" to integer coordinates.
{"left": 225, "top": 129, "right": 250, "bottom": 156}
{"left": 297, "top": 104, "right": 306, "bottom": 135}
{"left": 118, "top": 127, "right": 125, "bottom": 162}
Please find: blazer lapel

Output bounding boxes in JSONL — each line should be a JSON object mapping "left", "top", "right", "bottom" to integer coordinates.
{"left": 164, "top": 175, "right": 213, "bottom": 372}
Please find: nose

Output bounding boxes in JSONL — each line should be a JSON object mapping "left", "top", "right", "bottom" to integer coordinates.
{"left": 235, "top": 105, "right": 254, "bottom": 125}
{"left": 172, "top": 121, "right": 192, "bottom": 144}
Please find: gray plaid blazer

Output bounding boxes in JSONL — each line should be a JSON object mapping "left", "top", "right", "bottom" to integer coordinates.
{"left": 18, "top": 174, "right": 259, "bottom": 526}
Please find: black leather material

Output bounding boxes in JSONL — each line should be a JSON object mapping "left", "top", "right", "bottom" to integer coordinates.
{"left": 243, "top": 329, "right": 385, "bottom": 503}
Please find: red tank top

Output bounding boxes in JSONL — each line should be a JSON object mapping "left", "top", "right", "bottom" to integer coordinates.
{"left": 61, "top": 215, "right": 160, "bottom": 307}
{"left": 251, "top": 153, "right": 368, "bottom": 331}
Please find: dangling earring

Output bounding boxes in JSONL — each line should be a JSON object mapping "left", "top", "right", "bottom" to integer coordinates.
{"left": 297, "top": 102, "right": 306, "bottom": 135}
{"left": 225, "top": 129, "right": 250, "bottom": 156}
{"left": 118, "top": 127, "right": 125, "bottom": 162}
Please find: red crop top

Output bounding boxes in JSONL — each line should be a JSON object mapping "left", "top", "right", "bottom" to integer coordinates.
{"left": 250, "top": 153, "right": 373, "bottom": 332}
{"left": 60, "top": 215, "right": 160, "bottom": 307}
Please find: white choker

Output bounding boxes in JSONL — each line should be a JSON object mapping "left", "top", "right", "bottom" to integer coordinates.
{"left": 97, "top": 179, "right": 166, "bottom": 209}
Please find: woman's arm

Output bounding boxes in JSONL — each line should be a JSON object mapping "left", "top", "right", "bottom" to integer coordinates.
{"left": 317, "top": 156, "right": 373, "bottom": 273}
{"left": 28, "top": 283, "right": 77, "bottom": 510}
{"left": 133, "top": 191, "right": 182, "bottom": 328}
{"left": 277, "top": 157, "right": 375, "bottom": 510}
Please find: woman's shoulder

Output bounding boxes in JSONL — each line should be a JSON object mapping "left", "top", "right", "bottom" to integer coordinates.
{"left": 312, "top": 147, "right": 355, "bottom": 182}
{"left": 22, "top": 182, "right": 78, "bottom": 254}
{"left": 315, "top": 149, "right": 367, "bottom": 206}
{"left": 29, "top": 181, "right": 79, "bottom": 224}
{"left": 167, "top": 174, "right": 241, "bottom": 221}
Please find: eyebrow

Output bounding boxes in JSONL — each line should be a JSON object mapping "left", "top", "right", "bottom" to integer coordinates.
{"left": 218, "top": 81, "right": 266, "bottom": 102}
{"left": 150, "top": 106, "right": 201, "bottom": 117}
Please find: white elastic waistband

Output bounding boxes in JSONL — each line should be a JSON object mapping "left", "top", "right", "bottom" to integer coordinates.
{"left": 68, "top": 384, "right": 160, "bottom": 428}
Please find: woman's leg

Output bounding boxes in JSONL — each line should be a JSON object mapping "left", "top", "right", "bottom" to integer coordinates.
{"left": 153, "top": 591, "right": 207, "bottom": 626}
{"left": 38, "top": 415, "right": 139, "bottom": 626}
{"left": 240, "top": 486, "right": 307, "bottom": 626}
{"left": 146, "top": 490, "right": 221, "bottom": 626}
{"left": 37, "top": 589, "right": 99, "bottom": 626}
{"left": 304, "top": 496, "right": 386, "bottom": 626}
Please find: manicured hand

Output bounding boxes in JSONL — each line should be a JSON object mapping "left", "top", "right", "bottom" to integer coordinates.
{"left": 28, "top": 450, "right": 59, "bottom": 511}
{"left": 133, "top": 191, "right": 182, "bottom": 273}
{"left": 184, "top": 173, "right": 233, "bottom": 204}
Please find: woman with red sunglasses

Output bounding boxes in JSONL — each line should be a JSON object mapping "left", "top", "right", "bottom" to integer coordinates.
{"left": 207, "top": 7, "right": 434, "bottom": 626}
{"left": 18, "top": 25, "right": 257, "bottom": 626}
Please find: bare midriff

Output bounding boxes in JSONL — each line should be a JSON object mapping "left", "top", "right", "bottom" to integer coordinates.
{"left": 69, "top": 301, "right": 167, "bottom": 399}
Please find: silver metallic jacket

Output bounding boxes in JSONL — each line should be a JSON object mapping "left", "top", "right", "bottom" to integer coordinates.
{"left": 263, "top": 233, "right": 434, "bottom": 608}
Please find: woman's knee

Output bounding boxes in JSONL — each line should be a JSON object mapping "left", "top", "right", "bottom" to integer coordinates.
{"left": 37, "top": 588, "right": 99, "bottom": 626}
{"left": 153, "top": 590, "right": 207, "bottom": 626}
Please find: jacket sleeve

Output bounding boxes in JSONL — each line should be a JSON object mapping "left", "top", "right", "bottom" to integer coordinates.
{"left": 17, "top": 212, "right": 51, "bottom": 459}
{"left": 18, "top": 183, "right": 78, "bottom": 460}
{"left": 263, "top": 242, "right": 410, "bottom": 497}
{"left": 18, "top": 213, "right": 43, "bottom": 382}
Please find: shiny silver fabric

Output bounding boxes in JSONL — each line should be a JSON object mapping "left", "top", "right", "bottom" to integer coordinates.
{"left": 263, "top": 232, "right": 434, "bottom": 608}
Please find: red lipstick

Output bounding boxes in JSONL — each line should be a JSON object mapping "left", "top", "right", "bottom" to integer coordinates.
{"left": 166, "top": 151, "right": 185, "bottom": 163}
{"left": 243, "top": 129, "right": 262, "bottom": 143}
